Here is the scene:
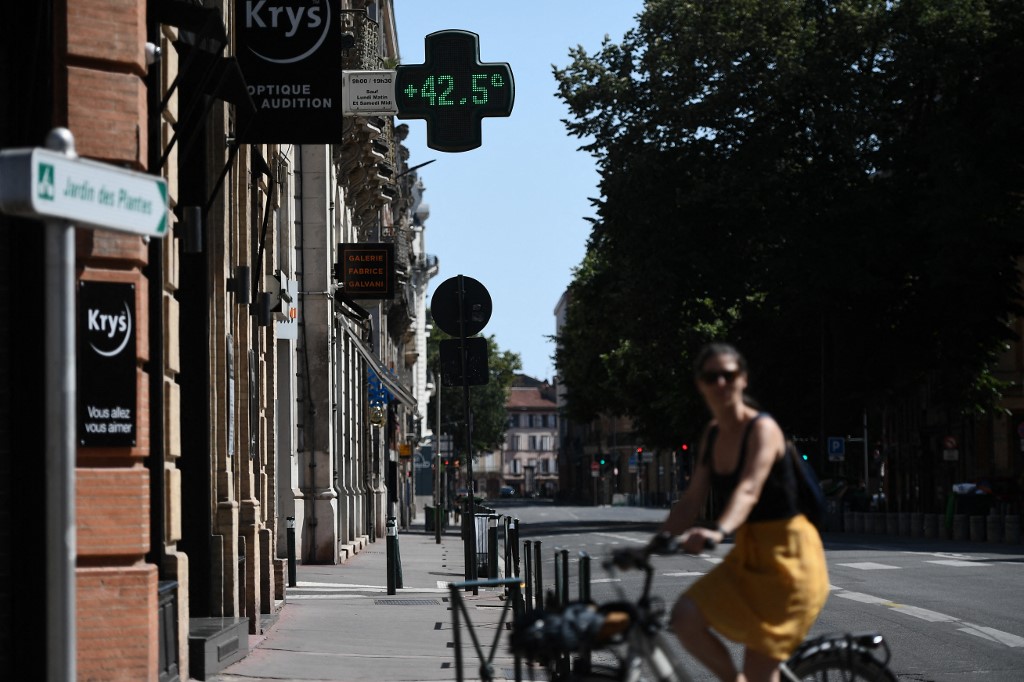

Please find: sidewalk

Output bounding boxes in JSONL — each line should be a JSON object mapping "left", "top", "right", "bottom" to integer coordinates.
{"left": 209, "top": 510, "right": 520, "bottom": 682}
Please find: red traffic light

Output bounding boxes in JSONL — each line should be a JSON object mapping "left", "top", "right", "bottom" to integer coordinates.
{"left": 681, "top": 444, "right": 689, "bottom": 451}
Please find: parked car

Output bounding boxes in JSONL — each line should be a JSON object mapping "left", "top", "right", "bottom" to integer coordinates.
{"left": 499, "top": 486, "right": 516, "bottom": 498}
{"left": 453, "top": 488, "right": 486, "bottom": 506}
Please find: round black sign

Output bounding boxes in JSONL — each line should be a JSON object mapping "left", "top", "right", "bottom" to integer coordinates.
{"left": 430, "top": 275, "right": 492, "bottom": 337}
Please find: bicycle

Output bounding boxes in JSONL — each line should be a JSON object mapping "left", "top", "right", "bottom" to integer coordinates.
{"left": 509, "top": 536, "right": 895, "bottom": 681}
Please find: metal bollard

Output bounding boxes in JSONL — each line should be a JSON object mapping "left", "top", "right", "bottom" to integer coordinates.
{"left": 555, "top": 548, "right": 569, "bottom": 608}
{"left": 386, "top": 517, "right": 398, "bottom": 595}
{"left": 523, "top": 541, "right": 534, "bottom": 611}
{"left": 286, "top": 516, "right": 297, "bottom": 587}
{"left": 533, "top": 540, "right": 544, "bottom": 611}
{"left": 510, "top": 518, "right": 521, "bottom": 578}
{"left": 504, "top": 518, "right": 513, "bottom": 581}
{"left": 576, "top": 551, "right": 593, "bottom": 675}
{"left": 578, "top": 551, "right": 591, "bottom": 603}
{"left": 488, "top": 516, "right": 499, "bottom": 579}
{"left": 396, "top": 529, "right": 404, "bottom": 589}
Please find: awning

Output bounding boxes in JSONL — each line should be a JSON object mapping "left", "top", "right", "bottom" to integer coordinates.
{"left": 340, "top": 319, "right": 418, "bottom": 412}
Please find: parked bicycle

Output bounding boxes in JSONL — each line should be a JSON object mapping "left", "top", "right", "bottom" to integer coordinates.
{"left": 510, "top": 538, "right": 895, "bottom": 682}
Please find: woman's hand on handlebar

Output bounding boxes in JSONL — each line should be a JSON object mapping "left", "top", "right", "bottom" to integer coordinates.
{"left": 607, "top": 531, "right": 677, "bottom": 569}
{"left": 679, "top": 526, "right": 722, "bottom": 554}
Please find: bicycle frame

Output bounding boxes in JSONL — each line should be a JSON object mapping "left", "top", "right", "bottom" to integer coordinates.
{"left": 573, "top": 551, "right": 894, "bottom": 682}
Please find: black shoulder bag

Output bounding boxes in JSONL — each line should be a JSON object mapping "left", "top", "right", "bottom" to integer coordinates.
{"left": 786, "top": 440, "right": 827, "bottom": 533}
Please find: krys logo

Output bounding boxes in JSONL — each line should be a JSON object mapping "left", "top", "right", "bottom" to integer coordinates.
{"left": 86, "top": 301, "right": 133, "bottom": 358}
{"left": 244, "top": 0, "right": 332, "bottom": 65}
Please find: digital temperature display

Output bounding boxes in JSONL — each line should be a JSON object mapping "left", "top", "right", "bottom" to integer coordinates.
{"left": 396, "top": 30, "right": 515, "bottom": 152}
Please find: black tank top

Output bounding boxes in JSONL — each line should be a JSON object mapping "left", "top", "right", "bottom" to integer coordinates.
{"left": 703, "top": 413, "right": 799, "bottom": 523}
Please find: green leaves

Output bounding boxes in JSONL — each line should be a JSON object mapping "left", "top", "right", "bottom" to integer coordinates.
{"left": 554, "top": 0, "right": 1024, "bottom": 445}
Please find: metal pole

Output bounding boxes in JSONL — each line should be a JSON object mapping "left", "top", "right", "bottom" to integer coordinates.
{"left": 533, "top": 540, "right": 543, "bottom": 611}
{"left": 487, "top": 516, "right": 498, "bottom": 578}
{"left": 435, "top": 374, "right": 442, "bottom": 544}
{"left": 863, "top": 408, "right": 870, "bottom": 496}
{"left": 578, "top": 551, "right": 591, "bottom": 603}
{"left": 286, "top": 516, "right": 297, "bottom": 587}
{"left": 523, "top": 541, "right": 533, "bottom": 611}
{"left": 44, "top": 127, "right": 77, "bottom": 682}
{"left": 386, "top": 517, "right": 397, "bottom": 594}
{"left": 457, "top": 275, "right": 477, "bottom": 593}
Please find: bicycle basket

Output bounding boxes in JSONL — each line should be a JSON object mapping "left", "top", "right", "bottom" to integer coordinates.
{"left": 509, "top": 602, "right": 606, "bottom": 664}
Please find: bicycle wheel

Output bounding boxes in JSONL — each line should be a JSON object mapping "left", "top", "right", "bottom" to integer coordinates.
{"left": 787, "top": 649, "right": 896, "bottom": 681}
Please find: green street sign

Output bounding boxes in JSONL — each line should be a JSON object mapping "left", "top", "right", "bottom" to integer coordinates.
{"left": 396, "top": 30, "right": 514, "bottom": 152}
{"left": 0, "top": 147, "right": 168, "bottom": 237}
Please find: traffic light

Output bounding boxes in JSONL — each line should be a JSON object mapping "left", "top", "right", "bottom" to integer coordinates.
{"left": 594, "top": 453, "right": 606, "bottom": 466}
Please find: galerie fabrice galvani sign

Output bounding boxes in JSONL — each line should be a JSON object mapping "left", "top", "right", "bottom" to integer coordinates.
{"left": 78, "top": 281, "right": 137, "bottom": 447}
{"left": 236, "top": 0, "right": 342, "bottom": 143}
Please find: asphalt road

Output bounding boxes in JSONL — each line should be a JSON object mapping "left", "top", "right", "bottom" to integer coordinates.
{"left": 492, "top": 500, "right": 1024, "bottom": 681}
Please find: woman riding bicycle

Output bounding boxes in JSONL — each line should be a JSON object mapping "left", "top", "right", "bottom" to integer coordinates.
{"left": 652, "top": 342, "right": 829, "bottom": 682}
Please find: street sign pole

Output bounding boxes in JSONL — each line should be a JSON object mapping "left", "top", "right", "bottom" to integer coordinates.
{"left": 0, "top": 128, "right": 170, "bottom": 682}
{"left": 46, "top": 212, "right": 76, "bottom": 682}
{"left": 43, "top": 128, "right": 77, "bottom": 682}
{"left": 457, "top": 275, "right": 478, "bottom": 592}
{"left": 429, "top": 274, "right": 492, "bottom": 592}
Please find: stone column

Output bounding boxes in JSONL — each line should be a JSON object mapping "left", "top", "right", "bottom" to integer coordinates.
{"left": 297, "top": 145, "right": 339, "bottom": 563}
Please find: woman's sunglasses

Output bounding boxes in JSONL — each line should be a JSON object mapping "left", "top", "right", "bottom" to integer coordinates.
{"left": 698, "top": 369, "right": 740, "bottom": 385}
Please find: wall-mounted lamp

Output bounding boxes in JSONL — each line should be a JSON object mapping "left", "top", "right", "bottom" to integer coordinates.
{"left": 145, "top": 42, "right": 162, "bottom": 68}
{"left": 176, "top": 205, "right": 203, "bottom": 254}
{"left": 227, "top": 265, "right": 251, "bottom": 305}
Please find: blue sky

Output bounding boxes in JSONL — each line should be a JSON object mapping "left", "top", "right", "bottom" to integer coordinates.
{"left": 394, "top": 1, "right": 645, "bottom": 382}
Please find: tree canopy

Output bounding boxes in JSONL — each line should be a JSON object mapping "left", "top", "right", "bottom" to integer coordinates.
{"left": 426, "top": 319, "right": 521, "bottom": 457}
{"left": 553, "top": 0, "right": 1024, "bottom": 449}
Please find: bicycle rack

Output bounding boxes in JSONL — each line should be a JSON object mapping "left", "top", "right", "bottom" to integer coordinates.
{"left": 450, "top": 576, "right": 525, "bottom": 682}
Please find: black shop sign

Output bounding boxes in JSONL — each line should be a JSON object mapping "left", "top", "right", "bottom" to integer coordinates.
{"left": 78, "top": 281, "right": 137, "bottom": 447}
{"left": 335, "top": 242, "right": 395, "bottom": 298}
{"left": 236, "top": 0, "right": 343, "bottom": 143}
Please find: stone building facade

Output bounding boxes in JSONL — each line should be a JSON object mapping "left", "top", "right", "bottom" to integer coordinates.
{"left": 0, "top": 1, "right": 434, "bottom": 679}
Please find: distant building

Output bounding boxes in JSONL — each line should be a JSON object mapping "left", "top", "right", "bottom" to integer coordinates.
{"left": 501, "top": 375, "right": 559, "bottom": 497}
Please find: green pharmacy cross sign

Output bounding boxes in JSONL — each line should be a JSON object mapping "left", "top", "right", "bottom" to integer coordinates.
{"left": 396, "top": 30, "right": 514, "bottom": 152}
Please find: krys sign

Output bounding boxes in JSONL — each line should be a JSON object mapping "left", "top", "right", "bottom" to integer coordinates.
{"left": 78, "top": 281, "right": 137, "bottom": 447}
{"left": 236, "top": 0, "right": 342, "bottom": 144}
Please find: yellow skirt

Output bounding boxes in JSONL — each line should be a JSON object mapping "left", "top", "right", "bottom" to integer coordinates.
{"left": 685, "top": 514, "right": 829, "bottom": 660}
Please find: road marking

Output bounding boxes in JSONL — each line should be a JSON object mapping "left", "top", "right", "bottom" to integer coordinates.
{"left": 837, "top": 562, "right": 901, "bottom": 570}
{"left": 594, "top": 532, "right": 647, "bottom": 544}
{"left": 293, "top": 581, "right": 451, "bottom": 593}
{"left": 663, "top": 571, "right": 705, "bottom": 577}
{"left": 959, "top": 623, "right": 1024, "bottom": 647}
{"left": 591, "top": 578, "right": 622, "bottom": 584}
{"left": 834, "top": 590, "right": 892, "bottom": 605}
{"left": 832, "top": 587, "right": 1024, "bottom": 648}
{"left": 925, "top": 559, "right": 993, "bottom": 567}
{"left": 890, "top": 605, "right": 957, "bottom": 622}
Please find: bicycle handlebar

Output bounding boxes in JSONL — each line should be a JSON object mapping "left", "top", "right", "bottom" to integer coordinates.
{"left": 604, "top": 531, "right": 717, "bottom": 572}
